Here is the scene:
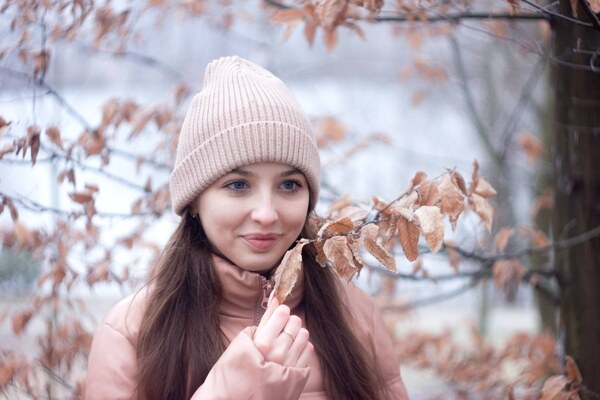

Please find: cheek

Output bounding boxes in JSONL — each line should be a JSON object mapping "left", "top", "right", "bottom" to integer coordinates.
{"left": 282, "top": 200, "right": 309, "bottom": 233}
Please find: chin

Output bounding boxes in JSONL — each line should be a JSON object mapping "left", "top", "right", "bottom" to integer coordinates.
{"left": 237, "top": 256, "right": 280, "bottom": 273}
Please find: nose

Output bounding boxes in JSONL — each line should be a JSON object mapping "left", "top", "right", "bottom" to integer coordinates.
{"left": 251, "top": 192, "right": 278, "bottom": 226}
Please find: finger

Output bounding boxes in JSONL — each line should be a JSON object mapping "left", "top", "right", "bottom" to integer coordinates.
{"left": 256, "top": 296, "right": 279, "bottom": 333}
{"left": 281, "top": 315, "right": 302, "bottom": 341}
{"left": 254, "top": 305, "right": 290, "bottom": 352}
{"left": 296, "top": 336, "right": 314, "bottom": 368}
{"left": 284, "top": 327, "right": 310, "bottom": 366}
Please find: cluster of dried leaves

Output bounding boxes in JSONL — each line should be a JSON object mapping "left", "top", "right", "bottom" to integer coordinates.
{"left": 268, "top": 0, "right": 552, "bottom": 50}
{"left": 394, "top": 326, "right": 585, "bottom": 399}
{"left": 273, "top": 160, "right": 497, "bottom": 303}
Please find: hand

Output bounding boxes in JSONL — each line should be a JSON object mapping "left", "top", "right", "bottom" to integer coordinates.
{"left": 253, "top": 297, "right": 313, "bottom": 368}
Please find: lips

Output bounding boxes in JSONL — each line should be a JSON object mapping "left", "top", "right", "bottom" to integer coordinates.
{"left": 243, "top": 233, "right": 280, "bottom": 251}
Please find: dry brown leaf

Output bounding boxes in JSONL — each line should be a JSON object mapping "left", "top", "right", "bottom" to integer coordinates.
{"left": 493, "top": 227, "right": 515, "bottom": 252}
{"left": 316, "top": 117, "right": 346, "bottom": 147}
{"left": 338, "top": 205, "right": 368, "bottom": 221}
{"left": 85, "top": 137, "right": 105, "bottom": 156}
{"left": 69, "top": 192, "right": 94, "bottom": 204}
{"left": 317, "top": 216, "right": 355, "bottom": 239}
{"left": 101, "top": 98, "right": 119, "bottom": 128}
{"left": 272, "top": 239, "right": 309, "bottom": 304}
{"left": 361, "top": 224, "right": 397, "bottom": 272}
{"left": 271, "top": 8, "right": 310, "bottom": 23}
{"left": 469, "top": 193, "right": 494, "bottom": 233}
{"left": 33, "top": 49, "right": 50, "bottom": 76}
{"left": 173, "top": 84, "right": 190, "bottom": 106}
{"left": 304, "top": 17, "right": 319, "bottom": 45}
{"left": 87, "top": 259, "right": 110, "bottom": 285}
{"left": 531, "top": 189, "right": 554, "bottom": 219}
{"left": 397, "top": 215, "right": 420, "bottom": 261}
{"left": 417, "top": 179, "right": 440, "bottom": 206}
{"left": 324, "top": 28, "right": 338, "bottom": 50}
{"left": 0, "top": 360, "right": 16, "bottom": 386}
{"left": 12, "top": 309, "right": 33, "bottom": 336}
{"left": 345, "top": 20, "right": 365, "bottom": 40}
{"left": 26, "top": 125, "right": 41, "bottom": 165}
{"left": 323, "top": 235, "right": 357, "bottom": 281}
{"left": 474, "top": 178, "right": 497, "bottom": 198}
{"left": 58, "top": 168, "right": 76, "bottom": 186}
{"left": 4, "top": 198, "right": 19, "bottom": 221}
{"left": 438, "top": 174, "right": 465, "bottom": 230}
{"left": 315, "top": 0, "right": 348, "bottom": 29}
{"left": 444, "top": 240, "right": 462, "bottom": 272}
{"left": 327, "top": 195, "right": 353, "bottom": 214}
{"left": 410, "top": 171, "right": 428, "bottom": 189}
{"left": 13, "top": 221, "right": 32, "bottom": 246}
{"left": 519, "top": 226, "right": 550, "bottom": 247}
{"left": 414, "top": 206, "right": 444, "bottom": 253}
{"left": 0, "top": 143, "right": 15, "bottom": 159}
{"left": 0, "top": 117, "right": 12, "bottom": 138}
{"left": 411, "top": 258, "right": 422, "bottom": 275}
{"left": 540, "top": 375, "right": 568, "bottom": 400}
{"left": 469, "top": 159, "right": 480, "bottom": 195}
{"left": 519, "top": 131, "right": 545, "bottom": 162}
{"left": 492, "top": 260, "right": 525, "bottom": 293}
{"left": 129, "top": 106, "right": 155, "bottom": 138}
{"left": 84, "top": 183, "right": 99, "bottom": 193}
{"left": 350, "top": 0, "right": 383, "bottom": 13}
{"left": 45, "top": 126, "right": 63, "bottom": 149}
{"left": 346, "top": 236, "right": 364, "bottom": 270}
{"left": 314, "top": 239, "right": 328, "bottom": 267}
{"left": 451, "top": 171, "right": 468, "bottom": 195}
{"left": 569, "top": 0, "right": 579, "bottom": 18}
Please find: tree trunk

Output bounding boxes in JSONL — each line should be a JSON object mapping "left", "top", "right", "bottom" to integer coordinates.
{"left": 552, "top": 1, "right": 600, "bottom": 396}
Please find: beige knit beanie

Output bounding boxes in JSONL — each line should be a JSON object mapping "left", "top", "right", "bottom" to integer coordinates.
{"left": 170, "top": 56, "right": 321, "bottom": 216}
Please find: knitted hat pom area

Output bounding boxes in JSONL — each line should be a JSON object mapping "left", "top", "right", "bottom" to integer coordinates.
{"left": 170, "top": 56, "right": 321, "bottom": 216}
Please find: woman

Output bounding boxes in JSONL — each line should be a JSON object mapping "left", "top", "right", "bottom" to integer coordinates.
{"left": 85, "top": 56, "right": 408, "bottom": 400}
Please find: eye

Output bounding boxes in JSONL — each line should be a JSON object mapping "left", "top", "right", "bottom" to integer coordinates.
{"left": 225, "top": 180, "right": 249, "bottom": 192}
{"left": 280, "top": 180, "right": 301, "bottom": 193}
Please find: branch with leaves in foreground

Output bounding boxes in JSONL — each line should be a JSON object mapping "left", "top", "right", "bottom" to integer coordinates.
{"left": 271, "top": 160, "right": 497, "bottom": 302}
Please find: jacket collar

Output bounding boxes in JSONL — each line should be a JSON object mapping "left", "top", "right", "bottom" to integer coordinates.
{"left": 212, "top": 255, "right": 305, "bottom": 322}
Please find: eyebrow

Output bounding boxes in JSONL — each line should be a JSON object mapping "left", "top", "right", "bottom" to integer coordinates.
{"left": 229, "top": 167, "right": 302, "bottom": 177}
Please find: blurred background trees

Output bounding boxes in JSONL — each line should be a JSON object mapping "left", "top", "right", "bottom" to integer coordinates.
{"left": 0, "top": 0, "right": 598, "bottom": 398}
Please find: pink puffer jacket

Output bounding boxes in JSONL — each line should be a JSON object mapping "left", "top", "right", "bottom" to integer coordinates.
{"left": 85, "top": 257, "right": 409, "bottom": 399}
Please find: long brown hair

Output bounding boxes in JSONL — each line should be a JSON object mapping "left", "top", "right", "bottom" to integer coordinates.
{"left": 136, "top": 212, "right": 384, "bottom": 399}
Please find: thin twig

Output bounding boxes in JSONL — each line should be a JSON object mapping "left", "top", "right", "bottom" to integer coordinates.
{"left": 445, "top": 224, "right": 600, "bottom": 261}
{"left": 520, "top": 0, "right": 595, "bottom": 28}
{"left": 0, "top": 191, "right": 156, "bottom": 219}
{"left": 577, "top": 0, "right": 600, "bottom": 30}
{"left": 499, "top": 57, "right": 547, "bottom": 161}
{"left": 382, "top": 280, "right": 479, "bottom": 311}
{"left": 449, "top": 34, "right": 502, "bottom": 169}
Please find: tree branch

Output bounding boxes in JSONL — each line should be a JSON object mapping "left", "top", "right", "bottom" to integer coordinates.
{"left": 381, "top": 280, "right": 480, "bottom": 311}
{"left": 263, "top": 0, "right": 546, "bottom": 23}
{"left": 0, "top": 191, "right": 155, "bottom": 219}
{"left": 449, "top": 34, "right": 504, "bottom": 170}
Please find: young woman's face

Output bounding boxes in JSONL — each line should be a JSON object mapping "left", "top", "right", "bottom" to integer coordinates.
{"left": 195, "top": 162, "right": 310, "bottom": 273}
